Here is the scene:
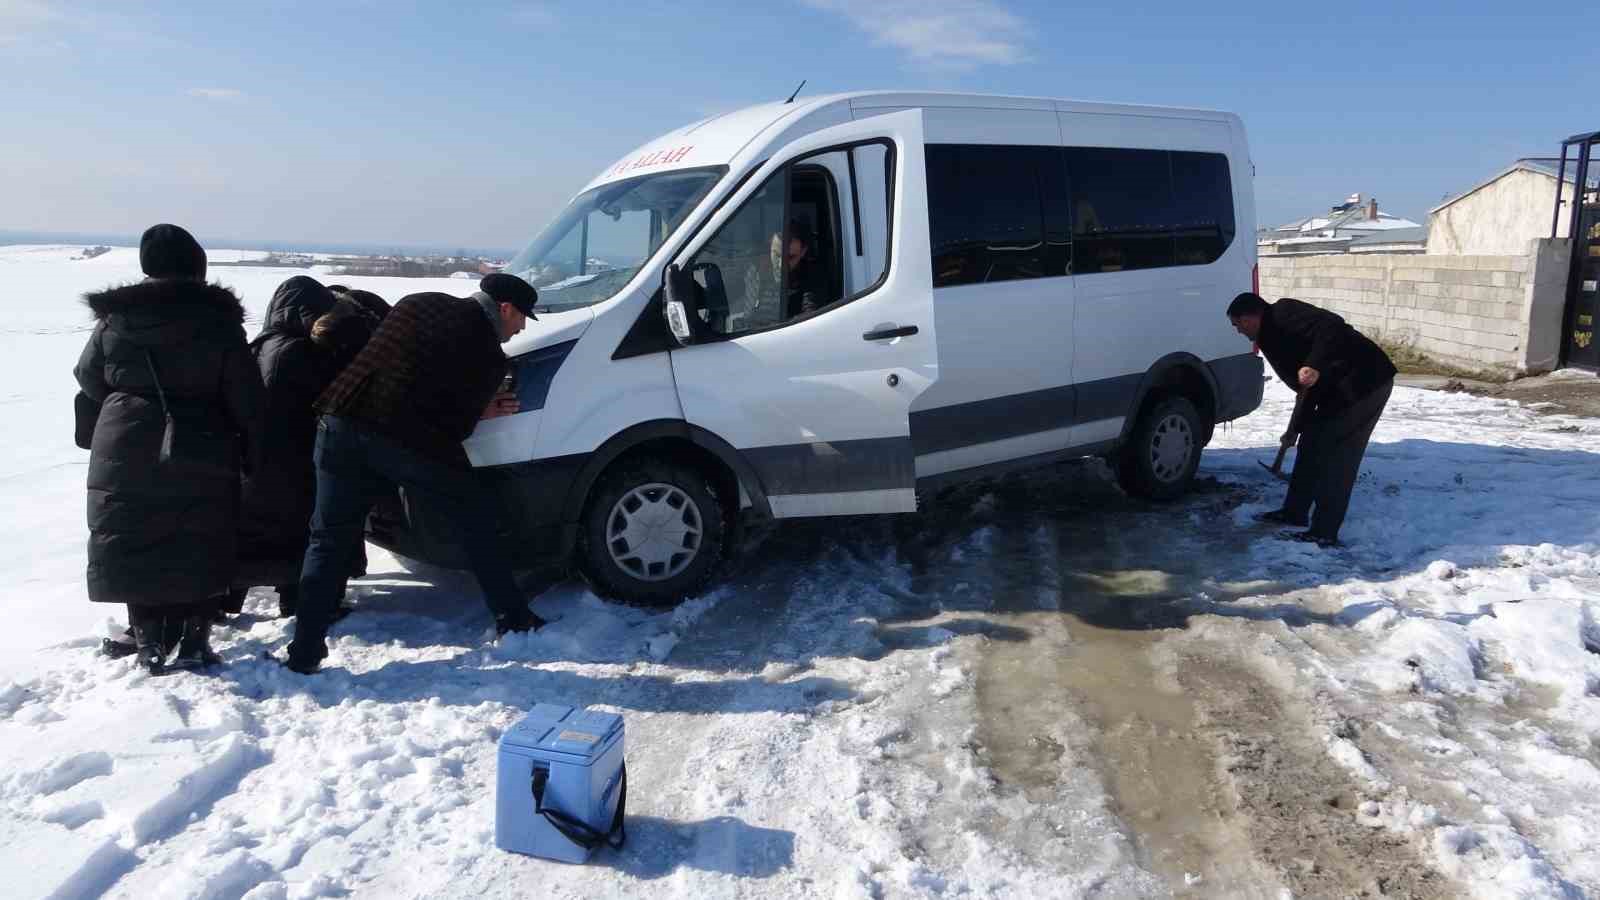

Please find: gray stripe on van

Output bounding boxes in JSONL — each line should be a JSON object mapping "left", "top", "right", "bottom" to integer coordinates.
{"left": 743, "top": 436, "right": 912, "bottom": 496}
{"left": 738, "top": 359, "right": 1254, "bottom": 499}
{"left": 909, "top": 385, "right": 1074, "bottom": 456}
{"left": 1074, "top": 373, "right": 1144, "bottom": 423}
{"left": 909, "top": 372, "right": 1143, "bottom": 456}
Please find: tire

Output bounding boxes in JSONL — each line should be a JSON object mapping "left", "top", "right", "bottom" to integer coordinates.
{"left": 1116, "top": 395, "right": 1206, "bottom": 501}
{"left": 577, "top": 458, "right": 726, "bottom": 606}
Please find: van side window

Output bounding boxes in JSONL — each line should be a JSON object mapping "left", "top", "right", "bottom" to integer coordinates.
{"left": 692, "top": 174, "right": 789, "bottom": 334}
{"left": 850, "top": 143, "right": 893, "bottom": 292}
{"left": 1065, "top": 147, "right": 1175, "bottom": 274}
{"left": 1169, "top": 151, "right": 1235, "bottom": 266}
{"left": 687, "top": 141, "right": 893, "bottom": 337}
{"left": 926, "top": 145, "right": 1066, "bottom": 288}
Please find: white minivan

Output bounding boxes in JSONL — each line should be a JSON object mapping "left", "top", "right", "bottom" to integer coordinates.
{"left": 368, "top": 91, "right": 1264, "bottom": 603}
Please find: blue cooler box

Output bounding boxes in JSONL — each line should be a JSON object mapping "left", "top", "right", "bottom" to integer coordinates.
{"left": 495, "top": 704, "right": 626, "bottom": 863}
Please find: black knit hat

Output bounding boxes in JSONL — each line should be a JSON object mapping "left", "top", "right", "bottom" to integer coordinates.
{"left": 139, "top": 223, "right": 206, "bottom": 280}
{"left": 480, "top": 273, "right": 538, "bottom": 317}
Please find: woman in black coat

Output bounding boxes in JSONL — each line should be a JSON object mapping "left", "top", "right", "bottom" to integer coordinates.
{"left": 74, "top": 224, "right": 263, "bottom": 674}
{"left": 234, "top": 280, "right": 377, "bottom": 617}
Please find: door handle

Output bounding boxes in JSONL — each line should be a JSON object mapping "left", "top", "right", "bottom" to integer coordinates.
{"left": 863, "top": 325, "right": 919, "bottom": 341}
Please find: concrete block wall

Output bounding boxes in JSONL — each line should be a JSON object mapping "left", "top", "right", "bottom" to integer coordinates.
{"left": 1258, "top": 239, "right": 1571, "bottom": 376}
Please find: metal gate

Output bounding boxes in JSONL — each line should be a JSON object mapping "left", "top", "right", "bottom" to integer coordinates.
{"left": 1554, "top": 131, "right": 1600, "bottom": 370}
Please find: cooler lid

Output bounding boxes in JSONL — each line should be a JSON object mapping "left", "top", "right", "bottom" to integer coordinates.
{"left": 499, "top": 705, "right": 623, "bottom": 762}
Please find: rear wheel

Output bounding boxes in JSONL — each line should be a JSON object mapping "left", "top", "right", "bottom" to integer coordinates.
{"left": 578, "top": 458, "right": 726, "bottom": 605}
{"left": 1116, "top": 395, "right": 1205, "bottom": 500}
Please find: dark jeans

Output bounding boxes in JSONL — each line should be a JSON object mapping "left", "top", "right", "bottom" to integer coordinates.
{"left": 287, "top": 416, "right": 525, "bottom": 664}
{"left": 1284, "top": 379, "right": 1394, "bottom": 540}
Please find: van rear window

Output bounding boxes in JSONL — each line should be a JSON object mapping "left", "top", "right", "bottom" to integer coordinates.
{"left": 925, "top": 144, "right": 1235, "bottom": 286}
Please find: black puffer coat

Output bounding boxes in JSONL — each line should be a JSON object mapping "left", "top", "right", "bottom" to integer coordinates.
{"left": 1259, "top": 298, "right": 1398, "bottom": 420}
{"left": 238, "top": 277, "right": 337, "bottom": 562}
{"left": 74, "top": 280, "right": 263, "bottom": 606}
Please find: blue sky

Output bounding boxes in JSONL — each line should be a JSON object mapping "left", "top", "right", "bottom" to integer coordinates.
{"left": 1, "top": 0, "right": 1589, "bottom": 250}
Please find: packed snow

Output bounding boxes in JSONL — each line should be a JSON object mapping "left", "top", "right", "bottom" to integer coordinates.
{"left": 1, "top": 243, "right": 1597, "bottom": 898}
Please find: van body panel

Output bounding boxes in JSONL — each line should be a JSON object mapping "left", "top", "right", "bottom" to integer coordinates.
{"left": 536, "top": 333, "right": 681, "bottom": 461}
{"left": 668, "top": 109, "right": 936, "bottom": 517}
{"left": 923, "top": 106, "right": 1061, "bottom": 145}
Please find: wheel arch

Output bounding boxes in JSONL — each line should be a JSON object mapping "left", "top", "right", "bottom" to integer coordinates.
{"left": 559, "top": 420, "right": 772, "bottom": 529}
{"left": 1119, "top": 352, "right": 1221, "bottom": 447}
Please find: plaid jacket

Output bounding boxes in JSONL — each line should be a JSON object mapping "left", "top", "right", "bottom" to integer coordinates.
{"left": 316, "top": 292, "right": 505, "bottom": 465}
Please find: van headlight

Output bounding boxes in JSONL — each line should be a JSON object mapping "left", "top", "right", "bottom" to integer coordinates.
{"left": 508, "top": 340, "right": 577, "bottom": 412}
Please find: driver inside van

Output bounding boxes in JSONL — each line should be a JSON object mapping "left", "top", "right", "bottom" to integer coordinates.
{"left": 781, "top": 219, "right": 829, "bottom": 317}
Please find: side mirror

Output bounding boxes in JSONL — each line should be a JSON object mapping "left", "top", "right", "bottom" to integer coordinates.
{"left": 663, "top": 263, "right": 698, "bottom": 345}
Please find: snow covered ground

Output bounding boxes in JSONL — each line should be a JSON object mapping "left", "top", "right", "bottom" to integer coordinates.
{"left": 2, "top": 243, "right": 1598, "bottom": 898}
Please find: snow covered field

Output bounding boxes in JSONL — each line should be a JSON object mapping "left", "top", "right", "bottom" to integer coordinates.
{"left": 2, "top": 243, "right": 1598, "bottom": 898}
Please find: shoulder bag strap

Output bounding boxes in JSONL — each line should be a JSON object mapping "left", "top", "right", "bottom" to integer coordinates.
{"left": 142, "top": 349, "right": 171, "bottom": 417}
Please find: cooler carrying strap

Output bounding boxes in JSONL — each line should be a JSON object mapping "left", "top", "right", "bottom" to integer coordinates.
{"left": 531, "top": 764, "right": 626, "bottom": 852}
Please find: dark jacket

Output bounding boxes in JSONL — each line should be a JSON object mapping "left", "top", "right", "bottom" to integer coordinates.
{"left": 315, "top": 292, "right": 505, "bottom": 465}
{"left": 237, "top": 277, "right": 338, "bottom": 561}
{"left": 74, "top": 279, "right": 263, "bottom": 606}
{"left": 788, "top": 256, "right": 830, "bottom": 317}
{"left": 1258, "top": 297, "right": 1397, "bottom": 419}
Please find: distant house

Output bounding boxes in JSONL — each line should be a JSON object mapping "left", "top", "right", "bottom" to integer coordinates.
{"left": 1426, "top": 158, "right": 1597, "bottom": 255}
{"left": 1258, "top": 194, "right": 1423, "bottom": 256}
{"left": 1348, "top": 226, "right": 1428, "bottom": 255}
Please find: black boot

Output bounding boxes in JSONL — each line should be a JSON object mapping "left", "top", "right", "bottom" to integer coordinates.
{"left": 1255, "top": 508, "right": 1308, "bottom": 526}
{"left": 101, "top": 626, "right": 138, "bottom": 660}
{"left": 126, "top": 607, "right": 168, "bottom": 675}
{"left": 168, "top": 614, "right": 223, "bottom": 671}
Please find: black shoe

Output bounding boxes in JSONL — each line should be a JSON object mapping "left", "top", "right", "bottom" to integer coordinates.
{"left": 1284, "top": 530, "right": 1341, "bottom": 549}
{"left": 494, "top": 607, "right": 548, "bottom": 636}
{"left": 279, "top": 653, "right": 321, "bottom": 675}
{"left": 1256, "top": 508, "right": 1308, "bottom": 527}
{"left": 281, "top": 639, "right": 327, "bottom": 674}
{"left": 101, "top": 636, "right": 138, "bottom": 659}
{"left": 167, "top": 615, "right": 223, "bottom": 671}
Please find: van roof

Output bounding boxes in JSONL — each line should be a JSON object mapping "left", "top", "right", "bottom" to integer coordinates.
{"left": 581, "top": 91, "right": 1238, "bottom": 193}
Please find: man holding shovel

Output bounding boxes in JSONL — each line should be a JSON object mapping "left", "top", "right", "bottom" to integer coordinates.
{"left": 1228, "top": 293, "right": 1396, "bottom": 547}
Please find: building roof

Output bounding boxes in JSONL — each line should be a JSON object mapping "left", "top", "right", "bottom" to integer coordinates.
{"left": 1263, "top": 197, "right": 1420, "bottom": 240}
{"left": 1349, "top": 226, "right": 1426, "bottom": 246}
{"left": 1430, "top": 158, "right": 1600, "bottom": 214}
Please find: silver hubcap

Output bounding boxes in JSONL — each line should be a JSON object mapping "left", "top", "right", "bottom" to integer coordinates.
{"left": 606, "top": 483, "right": 703, "bottom": 582}
{"left": 1149, "top": 413, "right": 1195, "bottom": 483}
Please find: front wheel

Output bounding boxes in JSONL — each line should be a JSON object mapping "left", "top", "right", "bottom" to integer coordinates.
{"left": 1116, "top": 395, "right": 1205, "bottom": 501}
{"left": 577, "top": 458, "right": 726, "bottom": 606}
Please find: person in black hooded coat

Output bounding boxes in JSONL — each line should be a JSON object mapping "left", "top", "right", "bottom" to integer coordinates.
{"left": 233, "top": 276, "right": 337, "bottom": 613}
{"left": 74, "top": 224, "right": 263, "bottom": 674}
{"left": 233, "top": 281, "right": 377, "bottom": 617}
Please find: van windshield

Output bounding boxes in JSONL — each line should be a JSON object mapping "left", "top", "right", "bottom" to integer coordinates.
{"left": 503, "top": 167, "right": 726, "bottom": 313}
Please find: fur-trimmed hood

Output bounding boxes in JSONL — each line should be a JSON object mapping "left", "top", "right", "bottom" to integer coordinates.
{"left": 84, "top": 279, "right": 246, "bottom": 323}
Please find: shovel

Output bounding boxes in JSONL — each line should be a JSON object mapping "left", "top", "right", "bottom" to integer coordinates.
{"left": 1258, "top": 389, "right": 1308, "bottom": 482}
